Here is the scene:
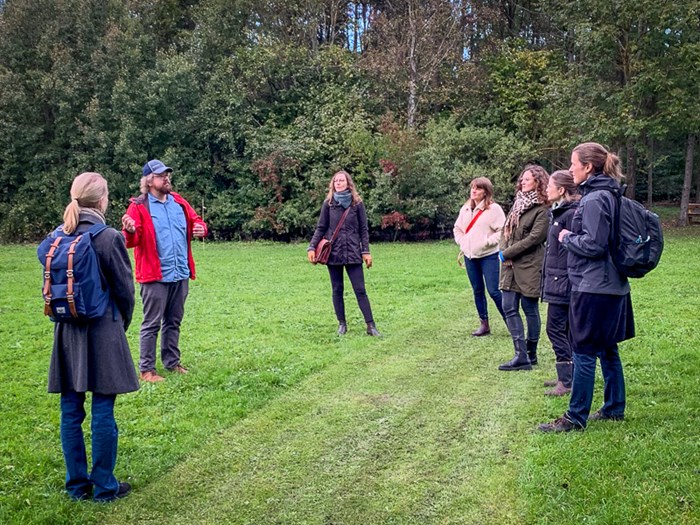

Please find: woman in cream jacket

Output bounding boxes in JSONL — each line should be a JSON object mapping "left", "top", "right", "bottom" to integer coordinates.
{"left": 453, "top": 177, "right": 506, "bottom": 336}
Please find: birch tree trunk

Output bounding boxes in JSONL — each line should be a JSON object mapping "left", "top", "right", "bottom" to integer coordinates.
{"left": 678, "top": 133, "right": 696, "bottom": 226}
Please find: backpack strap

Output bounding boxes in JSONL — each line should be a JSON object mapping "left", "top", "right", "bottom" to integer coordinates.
{"left": 43, "top": 237, "right": 63, "bottom": 317}
{"left": 84, "top": 222, "right": 115, "bottom": 319}
{"left": 87, "top": 223, "right": 108, "bottom": 237}
{"left": 66, "top": 235, "right": 83, "bottom": 318}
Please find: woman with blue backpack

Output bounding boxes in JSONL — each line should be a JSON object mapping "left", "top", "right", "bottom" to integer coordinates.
{"left": 41, "top": 172, "right": 139, "bottom": 501}
{"left": 539, "top": 142, "right": 635, "bottom": 432}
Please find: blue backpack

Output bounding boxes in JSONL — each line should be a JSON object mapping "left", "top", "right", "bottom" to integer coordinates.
{"left": 37, "top": 223, "right": 109, "bottom": 322}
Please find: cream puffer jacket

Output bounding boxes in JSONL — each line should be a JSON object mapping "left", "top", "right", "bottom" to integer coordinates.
{"left": 453, "top": 200, "right": 506, "bottom": 259}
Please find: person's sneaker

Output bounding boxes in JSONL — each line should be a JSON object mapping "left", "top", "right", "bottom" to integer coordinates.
{"left": 538, "top": 416, "right": 582, "bottom": 433}
{"left": 169, "top": 364, "right": 189, "bottom": 374}
{"left": 588, "top": 409, "right": 624, "bottom": 422}
{"left": 140, "top": 370, "right": 165, "bottom": 382}
{"left": 94, "top": 482, "right": 131, "bottom": 503}
{"left": 69, "top": 487, "right": 92, "bottom": 501}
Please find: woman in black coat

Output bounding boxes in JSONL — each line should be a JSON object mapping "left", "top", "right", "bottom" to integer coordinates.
{"left": 539, "top": 143, "right": 635, "bottom": 432}
{"left": 308, "top": 170, "right": 380, "bottom": 336}
{"left": 44, "top": 172, "right": 138, "bottom": 501}
{"left": 540, "top": 170, "right": 579, "bottom": 396}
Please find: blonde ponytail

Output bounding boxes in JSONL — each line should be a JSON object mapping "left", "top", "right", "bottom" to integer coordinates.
{"left": 61, "top": 172, "right": 108, "bottom": 234}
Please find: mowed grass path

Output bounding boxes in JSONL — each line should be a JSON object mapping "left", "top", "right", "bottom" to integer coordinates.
{"left": 1, "top": 232, "right": 699, "bottom": 524}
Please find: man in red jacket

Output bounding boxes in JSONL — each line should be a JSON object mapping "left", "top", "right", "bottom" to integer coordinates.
{"left": 121, "top": 159, "right": 207, "bottom": 382}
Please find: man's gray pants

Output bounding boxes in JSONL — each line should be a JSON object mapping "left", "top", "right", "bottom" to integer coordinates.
{"left": 139, "top": 280, "right": 189, "bottom": 372}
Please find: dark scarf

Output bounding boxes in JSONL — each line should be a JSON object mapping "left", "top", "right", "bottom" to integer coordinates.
{"left": 333, "top": 189, "right": 352, "bottom": 209}
{"left": 503, "top": 190, "right": 541, "bottom": 240}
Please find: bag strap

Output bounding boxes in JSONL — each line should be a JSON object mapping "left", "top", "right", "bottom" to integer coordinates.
{"left": 465, "top": 208, "right": 484, "bottom": 234}
{"left": 457, "top": 209, "right": 485, "bottom": 268}
{"left": 329, "top": 207, "right": 351, "bottom": 244}
{"left": 43, "top": 237, "right": 62, "bottom": 316}
{"left": 66, "top": 236, "right": 83, "bottom": 318}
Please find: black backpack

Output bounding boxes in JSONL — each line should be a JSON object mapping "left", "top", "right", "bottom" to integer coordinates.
{"left": 610, "top": 185, "right": 664, "bottom": 278}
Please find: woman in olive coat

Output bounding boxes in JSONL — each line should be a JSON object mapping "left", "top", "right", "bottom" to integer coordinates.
{"left": 498, "top": 165, "right": 549, "bottom": 371}
{"left": 45, "top": 172, "right": 138, "bottom": 502}
{"left": 308, "top": 170, "right": 380, "bottom": 336}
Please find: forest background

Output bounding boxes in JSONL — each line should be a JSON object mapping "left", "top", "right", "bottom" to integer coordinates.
{"left": 1, "top": 0, "right": 699, "bottom": 243}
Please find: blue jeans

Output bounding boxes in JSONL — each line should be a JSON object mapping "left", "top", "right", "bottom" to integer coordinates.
{"left": 60, "top": 391, "right": 119, "bottom": 501}
{"left": 501, "top": 290, "right": 540, "bottom": 347}
{"left": 464, "top": 254, "right": 505, "bottom": 321}
{"left": 565, "top": 346, "right": 626, "bottom": 428}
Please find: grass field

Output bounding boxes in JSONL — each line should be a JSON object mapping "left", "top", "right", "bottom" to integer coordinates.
{"left": 1, "top": 229, "right": 699, "bottom": 525}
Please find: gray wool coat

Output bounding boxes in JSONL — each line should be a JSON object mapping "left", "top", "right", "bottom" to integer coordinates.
{"left": 48, "top": 213, "right": 139, "bottom": 395}
{"left": 499, "top": 204, "right": 549, "bottom": 298}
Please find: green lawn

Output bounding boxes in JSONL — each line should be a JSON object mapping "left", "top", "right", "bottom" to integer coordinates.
{"left": 1, "top": 230, "right": 699, "bottom": 524}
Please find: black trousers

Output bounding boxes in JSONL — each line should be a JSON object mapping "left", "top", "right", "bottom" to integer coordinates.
{"left": 546, "top": 303, "right": 572, "bottom": 362}
{"left": 327, "top": 264, "right": 374, "bottom": 323}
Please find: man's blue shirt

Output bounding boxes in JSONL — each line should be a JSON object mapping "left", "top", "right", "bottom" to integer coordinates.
{"left": 148, "top": 193, "right": 189, "bottom": 282}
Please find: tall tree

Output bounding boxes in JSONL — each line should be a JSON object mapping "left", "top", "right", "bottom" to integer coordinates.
{"left": 361, "top": 0, "right": 463, "bottom": 127}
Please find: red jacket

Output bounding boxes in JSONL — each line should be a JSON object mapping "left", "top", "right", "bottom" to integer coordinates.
{"left": 123, "top": 192, "right": 208, "bottom": 284}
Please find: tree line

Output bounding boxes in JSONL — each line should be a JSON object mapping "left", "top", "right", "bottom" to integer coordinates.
{"left": 1, "top": 0, "right": 698, "bottom": 242}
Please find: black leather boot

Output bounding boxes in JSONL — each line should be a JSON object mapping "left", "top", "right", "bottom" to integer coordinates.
{"left": 337, "top": 321, "right": 347, "bottom": 335}
{"left": 526, "top": 340, "right": 538, "bottom": 365}
{"left": 498, "top": 341, "right": 532, "bottom": 371}
{"left": 366, "top": 322, "right": 382, "bottom": 337}
{"left": 471, "top": 319, "right": 491, "bottom": 336}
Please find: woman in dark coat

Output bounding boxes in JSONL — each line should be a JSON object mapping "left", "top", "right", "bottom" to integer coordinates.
{"left": 45, "top": 172, "right": 139, "bottom": 501}
{"left": 540, "top": 170, "right": 579, "bottom": 396}
{"left": 498, "top": 165, "right": 549, "bottom": 371}
{"left": 308, "top": 170, "right": 380, "bottom": 336}
{"left": 539, "top": 142, "right": 635, "bottom": 432}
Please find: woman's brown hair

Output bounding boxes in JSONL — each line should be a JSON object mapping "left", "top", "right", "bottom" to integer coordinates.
{"left": 517, "top": 164, "right": 549, "bottom": 205}
{"left": 62, "top": 172, "right": 108, "bottom": 234}
{"left": 573, "top": 142, "right": 623, "bottom": 182}
{"left": 325, "top": 170, "right": 362, "bottom": 205}
{"left": 549, "top": 170, "right": 580, "bottom": 201}
{"left": 469, "top": 177, "right": 494, "bottom": 209}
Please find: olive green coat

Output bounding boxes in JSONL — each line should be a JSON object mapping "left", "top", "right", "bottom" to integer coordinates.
{"left": 499, "top": 204, "right": 548, "bottom": 298}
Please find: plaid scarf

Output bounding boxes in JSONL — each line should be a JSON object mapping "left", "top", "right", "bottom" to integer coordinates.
{"left": 503, "top": 190, "right": 541, "bottom": 240}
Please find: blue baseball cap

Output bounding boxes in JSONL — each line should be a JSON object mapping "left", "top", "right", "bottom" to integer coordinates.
{"left": 142, "top": 159, "right": 173, "bottom": 177}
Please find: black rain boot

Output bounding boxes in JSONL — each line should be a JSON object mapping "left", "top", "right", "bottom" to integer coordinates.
{"left": 498, "top": 340, "right": 532, "bottom": 371}
{"left": 471, "top": 319, "right": 491, "bottom": 337}
{"left": 337, "top": 321, "right": 347, "bottom": 335}
{"left": 526, "top": 340, "right": 538, "bottom": 365}
{"left": 366, "top": 322, "right": 382, "bottom": 337}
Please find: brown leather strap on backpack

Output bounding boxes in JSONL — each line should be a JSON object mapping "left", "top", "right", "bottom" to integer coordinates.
{"left": 43, "top": 237, "right": 62, "bottom": 316}
{"left": 66, "top": 236, "right": 82, "bottom": 318}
